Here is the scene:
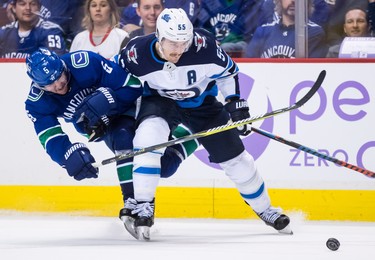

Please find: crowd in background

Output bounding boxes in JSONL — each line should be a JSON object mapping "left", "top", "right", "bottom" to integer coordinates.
{"left": 0, "top": 0, "right": 374, "bottom": 59}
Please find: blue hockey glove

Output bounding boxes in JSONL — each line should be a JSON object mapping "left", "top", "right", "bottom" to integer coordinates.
{"left": 75, "top": 87, "right": 117, "bottom": 128}
{"left": 224, "top": 98, "right": 252, "bottom": 136}
{"left": 63, "top": 143, "right": 98, "bottom": 181}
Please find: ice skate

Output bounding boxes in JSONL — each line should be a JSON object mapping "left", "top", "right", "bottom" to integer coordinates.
{"left": 132, "top": 200, "right": 155, "bottom": 241}
{"left": 257, "top": 207, "right": 293, "bottom": 235}
{"left": 119, "top": 198, "right": 138, "bottom": 239}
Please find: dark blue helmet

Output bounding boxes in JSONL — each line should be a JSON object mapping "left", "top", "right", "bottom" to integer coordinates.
{"left": 26, "top": 48, "right": 65, "bottom": 87}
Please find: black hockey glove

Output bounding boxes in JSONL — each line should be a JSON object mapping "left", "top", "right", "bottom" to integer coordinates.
{"left": 82, "top": 115, "right": 110, "bottom": 142}
{"left": 224, "top": 98, "right": 252, "bottom": 136}
{"left": 75, "top": 87, "right": 117, "bottom": 128}
{"left": 63, "top": 143, "right": 98, "bottom": 181}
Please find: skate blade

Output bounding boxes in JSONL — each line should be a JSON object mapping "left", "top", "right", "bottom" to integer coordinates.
{"left": 120, "top": 216, "right": 138, "bottom": 239}
{"left": 135, "top": 226, "right": 151, "bottom": 241}
{"left": 278, "top": 224, "right": 293, "bottom": 235}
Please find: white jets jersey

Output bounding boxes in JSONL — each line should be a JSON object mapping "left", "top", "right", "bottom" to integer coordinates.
{"left": 118, "top": 28, "right": 240, "bottom": 108}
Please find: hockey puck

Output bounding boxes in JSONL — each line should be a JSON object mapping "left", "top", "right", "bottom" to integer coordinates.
{"left": 326, "top": 238, "right": 340, "bottom": 251}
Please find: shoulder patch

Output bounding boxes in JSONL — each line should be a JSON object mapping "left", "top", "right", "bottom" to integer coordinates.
{"left": 71, "top": 51, "right": 90, "bottom": 68}
{"left": 125, "top": 44, "right": 139, "bottom": 65}
{"left": 193, "top": 32, "right": 207, "bottom": 52}
{"left": 27, "top": 85, "right": 44, "bottom": 102}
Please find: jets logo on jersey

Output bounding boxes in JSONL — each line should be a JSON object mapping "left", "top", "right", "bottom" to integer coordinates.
{"left": 161, "top": 14, "right": 171, "bottom": 23}
{"left": 159, "top": 87, "right": 200, "bottom": 100}
{"left": 194, "top": 32, "right": 207, "bottom": 52}
{"left": 126, "top": 44, "right": 139, "bottom": 65}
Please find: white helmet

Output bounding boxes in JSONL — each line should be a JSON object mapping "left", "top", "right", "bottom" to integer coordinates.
{"left": 156, "top": 8, "right": 193, "bottom": 43}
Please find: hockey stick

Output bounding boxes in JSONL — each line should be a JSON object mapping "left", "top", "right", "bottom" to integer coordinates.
{"left": 93, "top": 70, "right": 326, "bottom": 167}
{"left": 251, "top": 127, "right": 375, "bottom": 178}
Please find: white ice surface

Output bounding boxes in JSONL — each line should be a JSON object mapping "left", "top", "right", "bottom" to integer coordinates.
{"left": 0, "top": 213, "right": 374, "bottom": 260}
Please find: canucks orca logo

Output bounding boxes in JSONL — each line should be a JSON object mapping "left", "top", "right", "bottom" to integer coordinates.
{"left": 71, "top": 51, "right": 89, "bottom": 68}
{"left": 194, "top": 72, "right": 273, "bottom": 169}
{"left": 161, "top": 14, "right": 171, "bottom": 23}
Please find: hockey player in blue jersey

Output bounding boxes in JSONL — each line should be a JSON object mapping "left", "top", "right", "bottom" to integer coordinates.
{"left": 118, "top": 8, "right": 293, "bottom": 241}
{"left": 24, "top": 48, "right": 197, "bottom": 237}
{"left": 0, "top": 0, "right": 67, "bottom": 58}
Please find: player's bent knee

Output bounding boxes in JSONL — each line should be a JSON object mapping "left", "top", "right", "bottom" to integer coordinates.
{"left": 219, "top": 151, "right": 257, "bottom": 184}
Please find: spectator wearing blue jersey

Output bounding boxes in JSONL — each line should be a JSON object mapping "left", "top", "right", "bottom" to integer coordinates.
{"left": 2, "top": 0, "right": 85, "bottom": 45}
{"left": 326, "top": 7, "right": 370, "bottom": 57}
{"left": 195, "top": 0, "right": 262, "bottom": 58}
{"left": 245, "top": 0, "right": 328, "bottom": 58}
{"left": 25, "top": 48, "right": 197, "bottom": 237}
{"left": 0, "top": 0, "right": 67, "bottom": 58}
{"left": 120, "top": 0, "right": 140, "bottom": 33}
{"left": 164, "top": 0, "right": 200, "bottom": 25}
{"left": 258, "top": 0, "right": 331, "bottom": 29}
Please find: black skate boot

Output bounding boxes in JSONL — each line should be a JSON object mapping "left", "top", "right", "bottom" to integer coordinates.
{"left": 257, "top": 207, "right": 293, "bottom": 235}
{"left": 119, "top": 198, "right": 138, "bottom": 239}
{"left": 133, "top": 199, "right": 155, "bottom": 241}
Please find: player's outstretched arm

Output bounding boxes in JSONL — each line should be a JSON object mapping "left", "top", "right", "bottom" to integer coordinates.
{"left": 63, "top": 143, "right": 98, "bottom": 181}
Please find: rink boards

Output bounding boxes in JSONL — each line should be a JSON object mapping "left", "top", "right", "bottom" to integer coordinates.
{"left": 0, "top": 59, "right": 374, "bottom": 221}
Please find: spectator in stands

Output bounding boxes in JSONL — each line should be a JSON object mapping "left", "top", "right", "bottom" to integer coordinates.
{"left": 195, "top": 0, "right": 263, "bottom": 57}
{"left": 245, "top": 0, "right": 327, "bottom": 58}
{"left": 70, "top": 0, "right": 128, "bottom": 59}
{"left": 2, "top": 0, "right": 84, "bottom": 45}
{"left": 120, "top": 0, "right": 200, "bottom": 34}
{"left": 120, "top": 0, "right": 140, "bottom": 33}
{"left": 0, "top": 0, "right": 67, "bottom": 58}
{"left": 368, "top": 0, "right": 375, "bottom": 34}
{"left": 325, "top": 0, "right": 368, "bottom": 46}
{"left": 119, "top": 0, "right": 164, "bottom": 50}
{"left": 0, "top": 0, "right": 13, "bottom": 26}
{"left": 164, "top": 0, "right": 200, "bottom": 25}
{"left": 326, "top": 7, "right": 370, "bottom": 57}
{"left": 259, "top": 0, "right": 331, "bottom": 28}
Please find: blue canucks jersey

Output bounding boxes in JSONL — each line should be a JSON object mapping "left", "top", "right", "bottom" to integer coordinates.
{"left": 0, "top": 18, "right": 67, "bottom": 58}
{"left": 25, "top": 51, "right": 142, "bottom": 166}
{"left": 118, "top": 28, "right": 240, "bottom": 108}
{"left": 196, "top": 0, "right": 263, "bottom": 43}
{"left": 164, "top": 0, "right": 201, "bottom": 24}
{"left": 245, "top": 19, "right": 328, "bottom": 58}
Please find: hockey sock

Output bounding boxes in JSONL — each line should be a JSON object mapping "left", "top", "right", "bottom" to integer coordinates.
{"left": 171, "top": 124, "right": 199, "bottom": 159}
{"left": 220, "top": 151, "right": 271, "bottom": 213}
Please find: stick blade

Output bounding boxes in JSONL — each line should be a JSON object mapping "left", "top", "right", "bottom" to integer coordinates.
{"left": 295, "top": 70, "right": 326, "bottom": 108}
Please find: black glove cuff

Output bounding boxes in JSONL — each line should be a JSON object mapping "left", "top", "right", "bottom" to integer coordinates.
{"left": 224, "top": 99, "right": 249, "bottom": 112}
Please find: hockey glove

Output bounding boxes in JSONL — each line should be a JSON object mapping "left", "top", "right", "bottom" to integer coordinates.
{"left": 63, "top": 143, "right": 98, "bottom": 181}
{"left": 224, "top": 98, "right": 252, "bottom": 136}
{"left": 75, "top": 87, "right": 117, "bottom": 128}
{"left": 82, "top": 115, "right": 110, "bottom": 142}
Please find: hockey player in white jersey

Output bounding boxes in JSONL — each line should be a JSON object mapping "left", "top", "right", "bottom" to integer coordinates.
{"left": 118, "top": 8, "right": 293, "bottom": 240}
